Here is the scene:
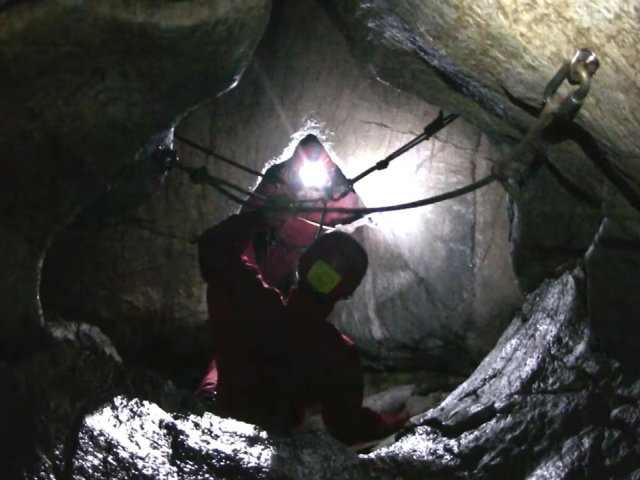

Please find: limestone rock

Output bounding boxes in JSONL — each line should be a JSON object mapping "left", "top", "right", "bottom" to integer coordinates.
{"left": 46, "top": 320, "right": 123, "bottom": 363}
{"left": 67, "top": 397, "right": 364, "bottom": 480}
{"left": 370, "top": 269, "right": 640, "bottom": 478}
{"left": 0, "top": 326, "right": 182, "bottom": 478}
{"left": 509, "top": 163, "right": 603, "bottom": 293}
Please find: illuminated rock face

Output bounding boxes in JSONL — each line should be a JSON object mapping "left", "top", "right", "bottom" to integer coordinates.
{"left": 324, "top": 0, "right": 640, "bottom": 203}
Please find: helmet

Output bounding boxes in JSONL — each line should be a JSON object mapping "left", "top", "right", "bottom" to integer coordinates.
{"left": 288, "top": 134, "right": 334, "bottom": 192}
{"left": 296, "top": 134, "right": 325, "bottom": 161}
{"left": 297, "top": 231, "right": 368, "bottom": 300}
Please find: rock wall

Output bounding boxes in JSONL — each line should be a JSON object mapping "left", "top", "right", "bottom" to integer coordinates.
{"left": 0, "top": 0, "right": 272, "bottom": 358}
{"left": 586, "top": 211, "right": 640, "bottom": 368}
{"left": 371, "top": 269, "right": 640, "bottom": 478}
{"left": 322, "top": 0, "right": 640, "bottom": 306}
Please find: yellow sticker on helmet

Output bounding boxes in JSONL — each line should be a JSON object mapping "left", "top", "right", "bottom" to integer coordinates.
{"left": 306, "top": 260, "right": 342, "bottom": 294}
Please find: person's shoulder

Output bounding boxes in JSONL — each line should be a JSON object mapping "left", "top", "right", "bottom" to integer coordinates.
{"left": 263, "top": 161, "right": 287, "bottom": 182}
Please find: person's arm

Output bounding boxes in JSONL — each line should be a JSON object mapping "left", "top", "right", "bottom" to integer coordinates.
{"left": 198, "top": 211, "right": 269, "bottom": 283}
{"left": 198, "top": 210, "right": 283, "bottom": 352}
{"left": 320, "top": 343, "right": 409, "bottom": 446}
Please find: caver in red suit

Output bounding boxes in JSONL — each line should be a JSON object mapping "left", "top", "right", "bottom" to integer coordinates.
{"left": 241, "top": 134, "right": 365, "bottom": 294}
{"left": 196, "top": 210, "right": 408, "bottom": 445}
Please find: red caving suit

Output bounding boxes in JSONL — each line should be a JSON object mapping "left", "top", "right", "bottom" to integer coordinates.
{"left": 196, "top": 211, "right": 407, "bottom": 445}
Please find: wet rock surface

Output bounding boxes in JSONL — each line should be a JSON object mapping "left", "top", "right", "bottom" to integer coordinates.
{"left": 20, "top": 269, "right": 638, "bottom": 479}
{"left": 68, "top": 397, "right": 361, "bottom": 480}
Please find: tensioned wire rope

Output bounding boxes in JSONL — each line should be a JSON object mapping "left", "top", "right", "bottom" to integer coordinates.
{"left": 172, "top": 111, "right": 498, "bottom": 217}
{"left": 173, "top": 48, "right": 604, "bottom": 219}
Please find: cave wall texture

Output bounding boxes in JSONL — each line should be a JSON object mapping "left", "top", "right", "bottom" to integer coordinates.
{"left": 40, "top": 0, "right": 523, "bottom": 374}
{"left": 0, "top": 0, "right": 272, "bottom": 358}
{"left": 1, "top": 0, "right": 640, "bottom": 478}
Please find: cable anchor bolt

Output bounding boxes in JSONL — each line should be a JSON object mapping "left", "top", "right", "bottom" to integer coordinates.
{"left": 542, "top": 48, "right": 600, "bottom": 120}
